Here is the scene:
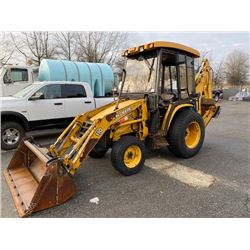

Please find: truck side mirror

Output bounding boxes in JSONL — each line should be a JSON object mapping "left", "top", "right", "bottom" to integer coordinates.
{"left": 112, "top": 86, "right": 118, "bottom": 93}
{"left": 29, "top": 92, "right": 44, "bottom": 101}
{"left": 3, "top": 71, "right": 13, "bottom": 84}
{"left": 4, "top": 78, "right": 13, "bottom": 84}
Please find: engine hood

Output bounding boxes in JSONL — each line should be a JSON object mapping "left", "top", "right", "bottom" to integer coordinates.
{"left": 0, "top": 96, "right": 17, "bottom": 101}
{"left": 0, "top": 96, "right": 27, "bottom": 111}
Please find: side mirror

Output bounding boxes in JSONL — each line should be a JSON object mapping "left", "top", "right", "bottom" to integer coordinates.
{"left": 112, "top": 86, "right": 118, "bottom": 93}
{"left": 3, "top": 72, "right": 13, "bottom": 84}
{"left": 3, "top": 74, "right": 13, "bottom": 84}
{"left": 29, "top": 92, "right": 44, "bottom": 101}
{"left": 4, "top": 78, "right": 13, "bottom": 84}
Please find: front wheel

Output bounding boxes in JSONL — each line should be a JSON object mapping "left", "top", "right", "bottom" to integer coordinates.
{"left": 111, "top": 136, "right": 145, "bottom": 176}
{"left": 1, "top": 121, "right": 25, "bottom": 150}
{"left": 167, "top": 109, "right": 205, "bottom": 158}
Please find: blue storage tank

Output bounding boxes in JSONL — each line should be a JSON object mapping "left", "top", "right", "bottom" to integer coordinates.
{"left": 38, "top": 59, "right": 115, "bottom": 97}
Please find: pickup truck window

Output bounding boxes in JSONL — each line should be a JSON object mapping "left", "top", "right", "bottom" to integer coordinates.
{"left": 63, "top": 84, "right": 87, "bottom": 98}
{"left": 33, "top": 84, "right": 62, "bottom": 99}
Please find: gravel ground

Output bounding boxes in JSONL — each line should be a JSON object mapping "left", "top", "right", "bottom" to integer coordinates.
{"left": 1, "top": 100, "right": 250, "bottom": 218}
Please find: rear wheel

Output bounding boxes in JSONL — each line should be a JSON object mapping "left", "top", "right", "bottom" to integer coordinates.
{"left": 111, "top": 136, "right": 145, "bottom": 176}
{"left": 1, "top": 121, "right": 25, "bottom": 150}
{"left": 167, "top": 109, "right": 205, "bottom": 158}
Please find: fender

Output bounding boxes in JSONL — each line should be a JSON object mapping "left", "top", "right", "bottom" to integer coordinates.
{"left": 1, "top": 111, "right": 29, "bottom": 131}
{"left": 161, "top": 103, "right": 193, "bottom": 131}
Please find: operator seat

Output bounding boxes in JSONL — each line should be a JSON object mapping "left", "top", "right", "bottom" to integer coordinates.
{"left": 161, "top": 93, "right": 176, "bottom": 102}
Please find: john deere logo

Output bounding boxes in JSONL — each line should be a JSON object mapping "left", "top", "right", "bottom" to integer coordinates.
{"left": 116, "top": 107, "right": 132, "bottom": 119}
{"left": 96, "top": 128, "right": 103, "bottom": 136}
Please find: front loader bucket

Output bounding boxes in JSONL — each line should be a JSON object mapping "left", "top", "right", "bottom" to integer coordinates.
{"left": 3, "top": 139, "right": 77, "bottom": 217}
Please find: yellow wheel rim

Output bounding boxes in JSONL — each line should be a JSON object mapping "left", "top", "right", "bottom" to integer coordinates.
{"left": 123, "top": 145, "right": 142, "bottom": 168}
{"left": 185, "top": 121, "right": 201, "bottom": 149}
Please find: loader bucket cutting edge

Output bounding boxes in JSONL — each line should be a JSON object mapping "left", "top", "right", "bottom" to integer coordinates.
{"left": 3, "top": 139, "right": 77, "bottom": 217}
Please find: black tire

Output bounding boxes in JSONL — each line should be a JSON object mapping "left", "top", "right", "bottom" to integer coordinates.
{"left": 167, "top": 109, "right": 205, "bottom": 158}
{"left": 111, "top": 136, "right": 145, "bottom": 176}
{"left": 89, "top": 148, "right": 108, "bottom": 158}
{"left": 1, "top": 121, "right": 25, "bottom": 150}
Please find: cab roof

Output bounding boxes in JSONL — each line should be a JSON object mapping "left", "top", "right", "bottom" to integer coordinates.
{"left": 124, "top": 41, "right": 200, "bottom": 58}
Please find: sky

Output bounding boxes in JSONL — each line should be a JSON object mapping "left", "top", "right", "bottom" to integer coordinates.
{"left": 6, "top": 32, "right": 250, "bottom": 69}
{"left": 128, "top": 32, "right": 249, "bottom": 67}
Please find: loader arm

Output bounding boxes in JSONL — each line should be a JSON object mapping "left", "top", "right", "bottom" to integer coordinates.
{"left": 4, "top": 98, "right": 148, "bottom": 217}
{"left": 49, "top": 99, "right": 148, "bottom": 175}
{"left": 195, "top": 59, "right": 220, "bottom": 126}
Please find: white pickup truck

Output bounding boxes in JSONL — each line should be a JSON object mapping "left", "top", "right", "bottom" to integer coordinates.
{"left": 1, "top": 81, "right": 115, "bottom": 150}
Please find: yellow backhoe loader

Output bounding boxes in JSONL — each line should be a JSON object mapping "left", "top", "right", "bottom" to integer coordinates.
{"left": 4, "top": 41, "right": 220, "bottom": 217}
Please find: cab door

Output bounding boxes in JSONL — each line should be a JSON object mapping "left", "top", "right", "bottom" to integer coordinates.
{"left": 3, "top": 68, "right": 30, "bottom": 96}
{"left": 62, "top": 84, "right": 95, "bottom": 118}
{"left": 27, "top": 84, "right": 66, "bottom": 122}
{"left": 177, "top": 54, "right": 195, "bottom": 99}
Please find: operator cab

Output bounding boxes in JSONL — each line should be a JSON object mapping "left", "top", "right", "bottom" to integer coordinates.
{"left": 122, "top": 41, "right": 200, "bottom": 133}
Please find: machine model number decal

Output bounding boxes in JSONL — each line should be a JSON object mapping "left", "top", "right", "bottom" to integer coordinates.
{"left": 95, "top": 128, "right": 103, "bottom": 136}
{"left": 115, "top": 107, "right": 132, "bottom": 119}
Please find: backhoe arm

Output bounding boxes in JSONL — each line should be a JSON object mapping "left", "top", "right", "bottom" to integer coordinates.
{"left": 195, "top": 59, "right": 220, "bottom": 126}
{"left": 195, "top": 59, "right": 213, "bottom": 100}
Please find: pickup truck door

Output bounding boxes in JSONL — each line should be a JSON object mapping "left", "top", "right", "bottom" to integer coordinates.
{"left": 27, "top": 84, "right": 66, "bottom": 121}
{"left": 3, "top": 68, "right": 31, "bottom": 96}
{"left": 62, "top": 84, "right": 95, "bottom": 118}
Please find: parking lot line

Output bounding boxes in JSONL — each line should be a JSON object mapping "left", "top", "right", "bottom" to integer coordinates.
{"left": 145, "top": 158, "right": 216, "bottom": 188}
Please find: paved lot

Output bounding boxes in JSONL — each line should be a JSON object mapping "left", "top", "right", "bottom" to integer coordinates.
{"left": 1, "top": 100, "right": 250, "bottom": 218}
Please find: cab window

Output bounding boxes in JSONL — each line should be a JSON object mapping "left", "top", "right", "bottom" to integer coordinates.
{"left": 186, "top": 57, "right": 195, "bottom": 94}
{"left": 160, "top": 52, "right": 195, "bottom": 100}
{"left": 62, "top": 84, "right": 87, "bottom": 98}
{"left": 177, "top": 54, "right": 195, "bottom": 99}
{"left": 32, "top": 85, "right": 62, "bottom": 99}
{"left": 4, "top": 68, "right": 28, "bottom": 83}
{"left": 161, "top": 52, "right": 178, "bottom": 97}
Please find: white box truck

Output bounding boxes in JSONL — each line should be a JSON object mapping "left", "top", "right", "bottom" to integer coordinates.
{"left": 0, "top": 65, "right": 38, "bottom": 96}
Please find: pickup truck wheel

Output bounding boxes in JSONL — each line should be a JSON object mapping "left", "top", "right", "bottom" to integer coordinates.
{"left": 111, "top": 136, "right": 145, "bottom": 176}
{"left": 167, "top": 109, "right": 205, "bottom": 158}
{"left": 1, "top": 122, "right": 24, "bottom": 150}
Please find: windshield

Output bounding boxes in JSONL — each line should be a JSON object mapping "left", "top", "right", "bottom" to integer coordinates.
{"left": 123, "top": 51, "right": 158, "bottom": 93}
{"left": 12, "top": 84, "right": 38, "bottom": 98}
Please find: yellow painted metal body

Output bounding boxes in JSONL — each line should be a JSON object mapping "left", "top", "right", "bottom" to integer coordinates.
{"left": 49, "top": 52, "right": 218, "bottom": 176}
{"left": 49, "top": 99, "right": 148, "bottom": 175}
{"left": 124, "top": 145, "right": 142, "bottom": 168}
{"left": 195, "top": 59, "right": 218, "bottom": 126}
{"left": 161, "top": 103, "right": 193, "bottom": 131}
{"left": 195, "top": 59, "right": 213, "bottom": 101}
{"left": 185, "top": 121, "right": 201, "bottom": 149}
{"left": 124, "top": 41, "right": 200, "bottom": 58}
